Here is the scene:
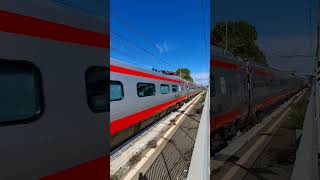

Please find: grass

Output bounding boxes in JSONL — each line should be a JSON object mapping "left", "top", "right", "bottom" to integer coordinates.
{"left": 289, "top": 91, "right": 310, "bottom": 129}
{"left": 110, "top": 175, "right": 120, "bottom": 180}
{"left": 169, "top": 118, "right": 177, "bottom": 126}
{"left": 199, "top": 92, "right": 206, "bottom": 104}
{"left": 147, "top": 139, "right": 158, "bottom": 149}
{"left": 195, "top": 105, "right": 203, "bottom": 114}
{"left": 194, "top": 92, "right": 206, "bottom": 114}
{"left": 128, "top": 152, "right": 142, "bottom": 167}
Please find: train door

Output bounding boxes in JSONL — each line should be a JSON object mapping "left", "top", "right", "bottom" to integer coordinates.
{"left": 186, "top": 82, "right": 190, "bottom": 100}
{"left": 240, "top": 62, "right": 250, "bottom": 121}
{"left": 246, "top": 61, "right": 254, "bottom": 117}
{"left": 0, "top": 1, "right": 108, "bottom": 179}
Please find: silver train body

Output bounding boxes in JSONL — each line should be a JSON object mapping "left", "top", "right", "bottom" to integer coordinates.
{"left": 110, "top": 58, "right": 203, "bottom": 149}
{"left": 210, "top": 46, "right": 305, "bottom": 152}
{"left": 0, "top": 1, "right": 108, "bottom": 179}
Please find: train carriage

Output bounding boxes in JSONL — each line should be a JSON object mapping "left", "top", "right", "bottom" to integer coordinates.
{"left": 210, "top": 45, "right": 304, "bottom": 154}
{"left": 0, "top": 1, "right": 108, "bottom": 179}
{"left": 210, "top": 46, "right": 250, "bottom": 136}
{"left": 110, "top": 58, "right": 203, "bottom": 149}
{"left": 250, "top": 63, "right": 276, "bottom": 118}
{"left": 250, "top": 64, "right": 300, "bottom": 118}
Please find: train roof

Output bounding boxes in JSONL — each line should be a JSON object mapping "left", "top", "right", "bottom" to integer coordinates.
{"left": 5, "top": 1, "right": 107, "bottom": 34}
{"left": 210, "top": 45, "right": 246, "bottom": 65}
{"left": 210, "top": 46, "right": 298, "bottom": 79}
{"left": 210, "top": 46, "right": 234, "bottom": 59}
{"left": 49, "top": 0, "right": 107, "bottom": 18}
{"left": 110, "top": 58, "right": 190, "bottom": 83}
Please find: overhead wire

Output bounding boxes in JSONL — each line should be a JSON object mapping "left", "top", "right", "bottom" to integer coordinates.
{"left": 258, "top": 41, "right": 314, "bottom": 59}
{"left": 110, "top": 12, "right": 182, "bottom": 72}
{"left": 201, "top": 0, "right": 208, "bottom": 55}
{"left": 111, "top": 31, "right": 178, "bottom": 70}
{"left": 306, "top": 0, "right": 313, "bottom": 50}
{"left": 200, "top": 0, "right": 210, "bottom": 85}
{"left": 110, "top": 12, "right": 160, "bottom": 53}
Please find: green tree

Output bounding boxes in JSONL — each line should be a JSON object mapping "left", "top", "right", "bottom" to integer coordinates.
{"left": 176, "top": 68, "right": 193, "bottom": 82}
{"left": 211, "top": 20, "right": 267, "bottom": 65}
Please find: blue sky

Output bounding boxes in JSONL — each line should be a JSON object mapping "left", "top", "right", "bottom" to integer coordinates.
{"left": 212, "top": 0, "right": 318, "bottom": 75}
{"left": 111, "top": 0, "right": 210, "bottom": 85}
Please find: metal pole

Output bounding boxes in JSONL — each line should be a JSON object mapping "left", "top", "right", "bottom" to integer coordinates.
{"left": 314, "top": 0, "right": 320, "bottom": 73}
{"left": 225, "top": 22, "right": 228, "bottom": 52}
{"left": 316, "top": 0, "right": 320, "bottom": 154}
{"left": 315, "top": 0, "right": 320, "bottom": 112}
{"left": 316, "top": 0, "right": 320, "bottom": 72}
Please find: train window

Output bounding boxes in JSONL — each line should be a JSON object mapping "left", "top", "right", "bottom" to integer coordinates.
{"left": 137, "top": 83, "right": 155, "bottom": 97}
{"left": 160, "top": 84, "right": 170, "bottom": 94}
{"left": 220, "top": 77, "right": 226, "bottom": 95}
{"left": 0, "top": 60, "right": 43, "bottom": 124}
{"left": 172, "top": 85, "right": 178, "bottom": 93}
{"left": 86, "top": 66, "right": 109, "bottom": 113}
{"left": 110, "top": 81, "right": 124, "bottom": 101}
{"left": 211, "top": 75, "right": 215, "bottom": 96}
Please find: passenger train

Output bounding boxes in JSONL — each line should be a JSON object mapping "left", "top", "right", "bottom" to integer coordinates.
{"left": 210, "top": 46, "right": 305, "bottom": 154}
{"left": 0, "top": 1, "right": 108, "bottom": 179}
{"left": 110, "top": 58, "right": 204, "bottom": 149}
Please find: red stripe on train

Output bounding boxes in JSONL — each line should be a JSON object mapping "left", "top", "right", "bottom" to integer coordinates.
{"left": 0, "top": 10, "right": 109, "bottom": 48}
{"left": 210, "top": 107, "right": 242, "bottom": 129}
{"left": 210, "top": 59, "right": 240, "bottom": 71}
{"left": 111, "top": 96, "right": 186, "bottom": 135}
{"left": 255, "top": 90, "right": 290, "bottom": 111}
{"left": 40, "top": 156, "right": 108, "bottom": 180}
{"left": 255, "top": 69, "right": 273, "bottom": 77}
{"left": 110, "top": 91, "right": 201, "bottom": 135}
{"left": 110, "top": 65, "right": 185, "bottom": 84}
{"left": 211, "top": 90, "right": 294, "bottom": 130}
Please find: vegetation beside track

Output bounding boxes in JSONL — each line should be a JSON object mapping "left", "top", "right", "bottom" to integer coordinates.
{"left": 289, "top": 90, "right": 310, "bottom": 129}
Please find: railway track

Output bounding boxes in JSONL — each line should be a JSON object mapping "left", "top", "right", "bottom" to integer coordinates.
{"left": 210, "top": 89, "right": 307, "bottom": 180}
{"left": 111, "top": 91, "right": 205, "bottom": 180}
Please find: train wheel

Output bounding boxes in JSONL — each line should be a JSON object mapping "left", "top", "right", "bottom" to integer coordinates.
{"left": 225, "top": 124, "right": 238, "bottom": 141}
{"left": 230, "top": 124, "right": 238, "bottom": 138}
{"left": 210, "top": 131, "right": 228, "bottom": 156}
{"left": 255, "top": 111, "right": 264, "bottom": 124}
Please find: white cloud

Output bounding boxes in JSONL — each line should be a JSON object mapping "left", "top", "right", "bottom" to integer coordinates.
{"left": 155, "top": 40, "right": 169, "bottom": 54}
{"left": 191, "top": 72, "right": 209, "bottom": 85}
{"left": 163, "top": 41, "right": 169, "bottom": 52}
{"left": 155, "top": 43, "right": 164, "bottom": 53}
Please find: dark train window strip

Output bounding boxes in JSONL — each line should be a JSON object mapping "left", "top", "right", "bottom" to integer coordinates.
{"left": 110, "top": 81, "right": 124, "bottom": 101}
{"left": 86, "top": 66, "right": 109, "bottom": 113}
{"left": 137, "top": 83, "right": 156, "bottom": 97}
{"left": 0, "top": 60, "right": 44, "bottom": 125}
{"left": 160, "top": 84, "right": 170, "bottom": 94}
{"left": 172, "top": 85, "right": 178, "bottom": 93}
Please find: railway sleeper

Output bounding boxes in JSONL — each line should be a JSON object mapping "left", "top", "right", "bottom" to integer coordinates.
{"left": 210, "top": 124, "right": 238, "bottom": 156}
